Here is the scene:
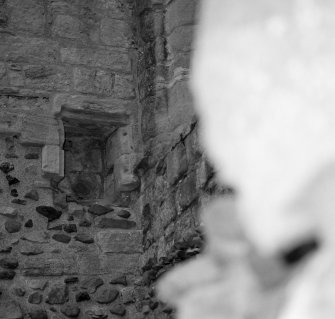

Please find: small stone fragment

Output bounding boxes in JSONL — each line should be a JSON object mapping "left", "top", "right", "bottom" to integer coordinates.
{"left": 13, "top": 287, "right": 25, "bottom": 297}
{"left": 5, "top": 220, "right": 21, "bottom": 233}
{"left": 46, "top": 284, "right": 69, "bottom": 304}
{"left": 48, "top": 224, "right": 63, "bottom": 231}
{"left": 110, "top": 304, "right": 126, "bottom": 316}
{"left": 0, "top": 269, "right": 15, "bottom": 279}
{"left": 75, "top": 291, "right": 90, "bottom": 302}
{"left": 28, "top": 292, "right": 43, "bottom": 304}
{"left": 88, "top": 204, "right": 113, "bottom": 216}
{"left": 0, "top": 257, "right": 18, "bottom": 269}
{"left": 110, "top": 275, "right": 127, "bottom": 286}
{"left": 95, "top": 287, "right": 119, "bottom": 304}
{"left": 117, "top": 210, "right": 131, "bottom": 219}
{"left": 6, "top": 175, "right": 20, "bottom": 186}
{"left": 11, "top": 198, "right": 27, "bottom": 205}
{"left": 52, "top": 233, "right": 71, "bottom": 244}
{"left": 24, "top": 189, "right": 39, "bottom": 201}
{"left": 64, "top": 276, "right": 78, "bottom": 284}
{"left": 10, "top": 189, "right": 18, "bottom": 197}
{"left": 28, "top": 309, "right": 48, "bottom": 319}
{"left": 0, "top": 206, "right": 18, "bottom": 218}
{"left": 36, "top": 206, "right": 62, "bottom": 221}
{"left": 25, "top": 219, "right": 33, "bottom": 228}
{"left": 61, "top": 304, "right": 80, "bottom": 318}
{"left": 64, "top": 224, "right": 77, "bottom": 233}
{"left": 0, "top": 162, "right": 14, "bottom": 174}
{"left": 80, "top": 277, "right": 104, "bottom": 293}
{"left": 75, "top": 233, "right": 94, "bottom": 244}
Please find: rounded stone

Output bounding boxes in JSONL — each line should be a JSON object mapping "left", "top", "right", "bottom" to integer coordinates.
{"left": 61, "top": 304, "right": 80, "bottom": 318}
{"left": 52, "top": 233, "right": 71, "bottom": 244}
{"left": 5, "top": 220, "right": 22, "bottom": 233}
{"left": 95, "top": 287, "right": 119, "bottom": 304}
{"left": 28, "top": 292, "right": 43, "bottom": 304}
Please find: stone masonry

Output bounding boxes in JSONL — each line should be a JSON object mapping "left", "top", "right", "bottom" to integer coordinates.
{"left": 0, "top": 1, "right": 215, "bottom": 319}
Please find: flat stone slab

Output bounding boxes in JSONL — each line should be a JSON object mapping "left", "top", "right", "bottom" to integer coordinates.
{"left": 96, "top": 230, "right": 143, "bottom": 254}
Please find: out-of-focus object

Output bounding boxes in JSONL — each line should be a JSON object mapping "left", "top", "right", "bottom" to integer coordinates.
{"left": 159, "top": 0, "right": 335, "bottom": 318}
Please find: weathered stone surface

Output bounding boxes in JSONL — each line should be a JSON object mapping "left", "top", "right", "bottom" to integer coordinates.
{"left": 11, "top": 199, "right": 27, "bottom": 205}
{"left": 51, "top": 15, "right": 81, "bottom": 39}
{"left": 5, "top": 220, "right": 21, "bottom": 233}
{"left": 28, "top": 279, "right": 48, "bottom": 290}
{"left": 120, "top": 287, "right": 135, "bottom": 304}
{"left": 110, "top": 304, "right": 126, "bottom": 316}
{"left": 0, "top": 300, "right": 22, "bottom": 319}
{"left": 117, "top": 210, "right": 131, "bottom": 219}
{"left": 95, "top": 217, "right": 136, "bottom": 229}
{"left": 28, "top": 292, "right": 43, "bottom": 304}
{"left": 28, "top": 309, "right": 48, "bottom": 319}
{"left": 74, "top": 233, "right": 94, "bottom": 244}
{"left": 166, "top": 142, "right": 188, "bottom": 185}
{"left": 0, "top": 206, "right": 18, "bottom": 218}
{"left": 97, "top": 230, "right": 143, "bottom": 253}
{"left": 46, "top": 285, "right": 69, "bottom": 304}
{"left": 88, "top": 204, "right": 113, "bottom": 216}
{"left": 95, "top": 287, "right": 119, "bottom": 304}
{"left": 80, "top": 277, "right": 104, "bottom": 294}
{"left": 52, "top": 233, "right": 71, "bottom": 244}
{"left": 20, "top": 245, "right": 43, "bottom": 256}
{"left": 0, "top": 269, "right": 15, "bottom": 279}
{"left": 0, "top": 162, "right": 14, "bottom": 174}
{"left": 85, "top": 308, "right": 108, "bottom": 319}
{"left": 21, "top": 231, "right": 50, "bottom": 243}
{"left": 60, "top": 304, "right": 80, "bottom": 318}
{"left": 64, "top": 224, "right": 77, "bottom": 233}
{"left": 24, "top": 189, "right": 39, "bottom": 201}
{"left": 100, "top": 18, "right": 131, "bottom": 47}
{"left": 0, "top": 257, "right": 18, "bottom": 269}
{"left": 110, "top": 275, "right": 127, "bottom": 286}
{"left": 36, "top": 206, "right": 62, "bottom": 221}
{"left": 13, "top": 287, "right": 25, "bottom": 297}
{"left": 60, "top": 47, "right": 131, "bottom": 73}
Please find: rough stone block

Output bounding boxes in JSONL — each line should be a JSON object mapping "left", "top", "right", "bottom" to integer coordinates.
{"left": 60, "top": 47, "right": 131, "bottom": 73}
{"left": 42, "top": 145, "right": 64, "bottom": 177}
{"left": 0, "top": 36, "right": 59, "bottom": 64}
{"left": 100, "top": 18, "right": 131, "bottom": 47}
{"left": 73, "top": 67, "right": 115, "bottom": 95}
{"left": 166, "top": 0, "right": 198, "bottom": 34}
{"left": 113, "top": 74, "right": 136, "bottom": 99}
{"left": 23, "top": 65, "right": 72, "bottom": 91}
{"left": 96, "top": 230, "right": 143, "bottom": 253}
{"left": 51, "top": 14, "right": 82, "bottom": 39}
{"left": 166, "top": 142, "right": 188, "bottom": 185}
{"left": 114, "top": 154, "right": 139, "bottom": 192}
{"left": 168, "top": 80, "right": 195, "bottom": 130}
{"left": 176, "top": 173, "right": 198, "bottom": 211}
{"left": 7, "top": 0, "right": 45, "bottom": 35}
{"left": 167, "top": 25, "right": 195, "bottom": 54}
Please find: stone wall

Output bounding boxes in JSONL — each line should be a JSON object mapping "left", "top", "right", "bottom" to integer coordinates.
{"left": 0, "top": 1, "right": 145, "bottom": 318}
{"left": 0, "top": 0, "right": 216, "bottom": 318}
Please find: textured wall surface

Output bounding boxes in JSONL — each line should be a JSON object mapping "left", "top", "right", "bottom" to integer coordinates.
{"left": 0, "top": 0, "right": 214, "bottom": 318}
